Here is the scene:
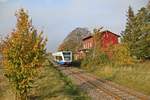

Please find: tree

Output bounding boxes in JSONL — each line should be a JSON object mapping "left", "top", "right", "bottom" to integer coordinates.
{"left": 0, "top": 9, "right": 47, "bottom": 100}
{"left": 122, "top": 6, "right": 135, "bottom": 43}
{"left": 81, "top": 28, "right": 111, "bottom": 69}
{"left": 135, "top": 7, "right": 150, "bottom": 59}
{"left": 122, "top": 5, "right": 150, "bottom": 59}
{"left": 92, "top": 27, "right": 103, "bottom": 58}
{"left": 109, "top": 44, "right": 134, "bottom": 65}
{"left": 90, "top": 28, "right": 110, "bottom": 65}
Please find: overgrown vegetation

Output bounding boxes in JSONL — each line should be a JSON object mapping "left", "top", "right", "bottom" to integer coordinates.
{"left": 80, "top": 44, "right": 150, "bottom": 95}
{"left": 56, "top": 68, "right": 89, "bottom": 100}
{"left": 81, "top": 43, "right": 134, "bottom": 70}
{"left": 81, "top": 28, "right": 110, "bottom": 69}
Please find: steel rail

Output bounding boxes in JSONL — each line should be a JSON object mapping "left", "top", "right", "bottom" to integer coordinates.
{"left": 67, "top": 68, "right": 121, "bottom": 100}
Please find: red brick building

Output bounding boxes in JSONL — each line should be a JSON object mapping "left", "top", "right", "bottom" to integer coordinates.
{"left": 101, "top": 30, "right": 120, "bottom": 49}
{"left": 75, "top": 30, "right": 120, "bottom": 60}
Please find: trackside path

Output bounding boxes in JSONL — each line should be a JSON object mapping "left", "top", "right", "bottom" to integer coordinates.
{"left": 57, "top": 67, "right": 150, "bottom": 100}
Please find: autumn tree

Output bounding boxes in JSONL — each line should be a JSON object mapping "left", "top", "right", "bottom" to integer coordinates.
{"left": 81, "top": 27, "right": 110, "bottom": 69}
{"left": 92, "top": 27, "right": 103, "bottom": 57}
{"left": 93, "top": 28, "right": 102, "bottom": 48}
{"left": 91, "top": 28, "right": 109, "bottom": 64}
{"left": 0, "top": 9, "right": 47, "bottom": 100}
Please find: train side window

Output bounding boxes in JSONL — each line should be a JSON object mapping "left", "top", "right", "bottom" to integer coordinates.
{"left": 56, "top": 56, "right": 62, "bottom": 61}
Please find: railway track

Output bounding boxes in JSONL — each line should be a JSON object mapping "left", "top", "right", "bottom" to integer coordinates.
{"left": 58, "top": 67, "right": 150, "bottom": 100}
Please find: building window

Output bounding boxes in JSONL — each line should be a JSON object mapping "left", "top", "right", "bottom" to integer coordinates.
{"left": 83, "top": 44, "right": 86, "bottom": 49}
{"left": 89, "top": 42, "right": 91, "bottom": 48}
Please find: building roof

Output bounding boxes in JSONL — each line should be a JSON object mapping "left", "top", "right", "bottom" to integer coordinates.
{"left": 82, "top": 30, "right": 120, "bottom": 41}
{"left": 82, "top": 35, "right": 93, "bottom": 41}
{"left": 102, "top": 30, "right": 120, "bottom": 37}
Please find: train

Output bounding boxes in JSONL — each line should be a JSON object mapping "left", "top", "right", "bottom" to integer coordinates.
{"left": 52, "top": 51, "right": 72, "bottom": 65}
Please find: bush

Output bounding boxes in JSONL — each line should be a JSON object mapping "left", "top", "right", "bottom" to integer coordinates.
{"left": 81, "top": 44, "right": 135, "bottom": 70}
{"left": 81, "top": 49, "right": 110, "bottom": 70}
{"left": 108, "top": 44, "right": 135, "bottom": 65}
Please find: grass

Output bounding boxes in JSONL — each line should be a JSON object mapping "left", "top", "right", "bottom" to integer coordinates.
{"left": 0, "top": 68, "right": 15, "bottom": 100}
{"left": 81, "top": 61, "right": 150, "bottom": 95}
{"left": 0, "top": 63, "right": 89, "bottom": 100}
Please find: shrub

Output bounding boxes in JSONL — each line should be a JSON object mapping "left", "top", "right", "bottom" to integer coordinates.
{"left": 81, "top": 49, "right": 110, "bottom": 70}
{"left": 109, "top": 44, "right": 135, "bottom": 65}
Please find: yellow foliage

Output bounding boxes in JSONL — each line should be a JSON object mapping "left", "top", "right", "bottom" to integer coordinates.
{"left": 0, "top": 9, "right": 47, "bottom": 100}
{"left": 109, "top": 44, "right": 135, "bottom": 65}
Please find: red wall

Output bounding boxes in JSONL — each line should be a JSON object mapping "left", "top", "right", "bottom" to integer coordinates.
{"left": 82, "top": 31, "right": 119, "bottom": 50}
{"left": 101, "top": 31, "right": 119, "bottom": 49}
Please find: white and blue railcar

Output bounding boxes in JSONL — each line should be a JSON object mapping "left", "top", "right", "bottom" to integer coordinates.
{"left": 52, "top": 51, "right": 72, "bottom": 65}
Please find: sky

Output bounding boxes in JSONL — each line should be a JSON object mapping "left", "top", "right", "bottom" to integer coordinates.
{"left": 0, "top": 0, "right": 148, "bottom": 52}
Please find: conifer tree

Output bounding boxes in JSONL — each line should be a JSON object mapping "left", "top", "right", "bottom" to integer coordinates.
{"left": 0, "top": 9, "right": 47, "bottom": 100}
{"left": 122, "top": 6, "right": 135, "bottom": 44}
{"left": 122, "top": 5, "right": 150, "bottom": 59}
{"left": 135, "top": 7, "right": 150, "bottom": 59}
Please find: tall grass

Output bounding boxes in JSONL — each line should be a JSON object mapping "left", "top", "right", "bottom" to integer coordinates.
{"left": 84, "top": 61, "right": 150, "bottom": 95}
{"left": 0, "top": 68, "right": 15, "bottom": 100}
{"left": 0, "top": 62, "right": 89, "bottom": 100}
{"left": 80, "top": 44, "right": 150, "bottom": 95}
{"left": 27, "top": 62, "right": 89, "bottom": 100}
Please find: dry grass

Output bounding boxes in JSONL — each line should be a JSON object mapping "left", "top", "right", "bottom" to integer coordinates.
{"left": 0, "top": 68, "right": 15, "bottom": 100}
{"left": 0, "top": 64, "right": 89, "bottom": 100}
{"left": 29, "top": 66, "right": 89, "bottom": 100}
{"left": 85, "top": 61, "right": 150, "bottom": 95}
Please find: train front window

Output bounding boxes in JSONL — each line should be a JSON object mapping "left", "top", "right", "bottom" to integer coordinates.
{"left": 63, "top": 52, "right": 70, "bottom": 55}
{"left": 63, "top": 52, "right": 71, "bottom": 61}
{"left": 64, "top": 56, "right": 70, "bottom": 60}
